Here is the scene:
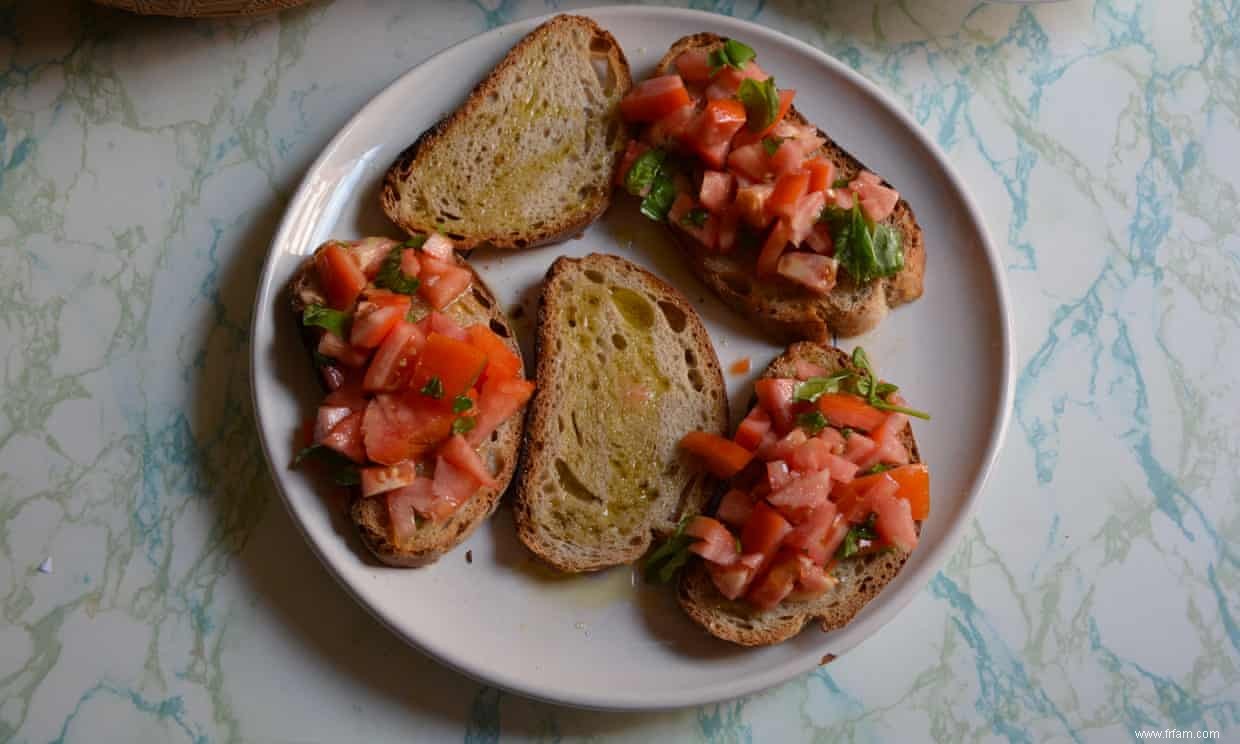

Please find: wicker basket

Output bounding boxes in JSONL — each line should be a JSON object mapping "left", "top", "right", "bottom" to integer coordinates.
{"left": 93, "top": 0, "right": 311, "bottom": 17}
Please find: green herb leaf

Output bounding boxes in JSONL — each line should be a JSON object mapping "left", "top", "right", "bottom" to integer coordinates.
{"left": 830, "top": 204, "right": 905, "bottom": 284}
{"left": 793, "top": 372, "right": 852, "bottom": 403}
{"left": 840, "top": 427, "right": 855, "bottom": 439}
{"left": 644, "top": 516, "right": 697, "bottom": 583}
{"left": 302, "top": 304, "right": 349, "bottom": 338}
{"left": 452, "top": 417, "right": 477, "bottom": 435}
{"left": 875, "top": 382, "right": 900, "bottom": 398}
{"left": 332, "top": 466, "right": 360, "bottom": 486}
{"left": 452, "top": 394, "right": 473, "bottom": 414}
{"left": 292, "top": 445, "right": 362, "bottom": 486}
{"left": 862, "top": 463, "right": 896, "bottom": 475}
{"left": 374, "top": 246, "right": 421, "bottom": 295}
{"left": 421, "top": 377, "right": 444, "bottom": 399}
{"left": 835, "top": 514, "right": 879, "bottom": 560}
{"left": 797, "top": 410, "right": 829, "bottom": 435}
{"left": 680, "top": 207, "right": 710, "bottom": 228}
{"left": 624, "top": 148, "right": 667, "bottom": 197}
{"left": 404, "top": 234, "right": 428, "bottom": 249}
{"left": 708, "top": 38, "right": 757, "bottom": 72}
{"left": 738, "top": 77, "right": 780, "bottom": 132}
{"left": 639, "top": 172, "right": 678, "bottom": 221}
{"left": 873, "top": 400, "right": 933, "bottom": 420}
{"left": 831, "top": 176, "right": 852, "bottom": 189}
{"left": 761, "top": 136, "right": 784, "bottom": 156}
{"left": 292, "top": 445, "right": 321, "bottom": 467}
{"left": 851, "top": 346, "right": 873, "bottom": 375}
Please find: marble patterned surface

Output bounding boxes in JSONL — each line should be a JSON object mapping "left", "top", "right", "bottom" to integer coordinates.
{"left": 1, "top": 0, "right": 1236, "bottom": 741}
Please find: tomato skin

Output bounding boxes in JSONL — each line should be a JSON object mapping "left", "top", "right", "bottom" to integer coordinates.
{"left": 690, "top": 99, "right": 747, "bottom": 169}
{"left": 466, "top": 324, "right": 522, "bottom": 384}
{"left": 769, "top": 139, "right": 805, "bottom": 178}
{"left": 861, "top": 411, "right": 911, "bottom": 470}
{"left": 685, "top": 516, "right": 740, "bottom": 566}
{"left": 699, "top": 170, "right": 735, "bottom": 212}
{"left": 768, "top": 467, "right": 833, "bottom": 514}
{"left": 734, "top": 183, "right": 774, "bottom": 229}
{"left": 320, "top": 410, "right": 366, "bottom": 464}
{"left": 854, "top": 180, "right": 900, "bottom": 222}
{"left": 873, "top": 482, "right": 918, "bottom": 551}
{"left": 386, "top": 479, "right": 430, "bottom": 542}
{"left": 680, "top": 431, "right": 754, "bottom": 478}
{"left": 776, "top": 252, "right": 838, "bottom": 295}
{"left": 467, "top": 376, "right": 535, "bottom": 447}
{"left": 644, "top": 105, "right": 697, "bottom": 149}
{"left": 757, "top": 220, "right": 793, "bottom": 277}
{"left": 675, "top": 49, "right": 714, "bottom": 84}
{"left": 707, "top": 560, "right": 757, "bottom": 600}
{"left": 740, "top": 501, "right": 793, "bottom": 568}
{"left": 733, "top": 406, "right": 772, "bottom": 450}
{"left": 804, "top": 158, "right": 835, "bottom": 192}
{"left": 716, "top": 489, "right": 755, "bottom": 527}
{"left": 727, "top": 142, "right": 769, "bottom": 183}
{"left": 767, "top": 171, "right": 810, "bottom": 222}
{"left": 418, "top": 256, "right": 472, "bottom": 310}
{"left": 315, "top": 242, "right": 368, "bottom": 310}
{"left": 621, "top": 75, "right": 693, "bottom": 123}
{"left": 361, "top": 393, "right": 454, "bottom": 465}
{"left": 746, "top": 549, "right": 801, "bottom": 609}
{"left": 788, "top": 190, "right": 827, "bottom": 244}
{"left": 350, "top": 301, "right": 407, "bottom": 349}
{"left": 409, "top": 333, "right": 488, "bottom": 400}
{"left": 360, "top": 460, "right": 418, "bottom": 498}
{"left": 363, "top": 321, "right": 425, "bottom": 393}
{"left": 754, "top": 377, "right": 797, "bottom": 434}
{"left": 439, "top": 434, "right": 497, "bottom": 488}
{"left": 808, "top": 514, "right": 850, "bottom": 564}
{"left": 816, "top": 393, "right": 887, "bottom": 432}
{"left": 784, "top": 501, "right": 839, "bottom": 552}
{"left": 833, "top": 464, "right": 930, "bottom": 521}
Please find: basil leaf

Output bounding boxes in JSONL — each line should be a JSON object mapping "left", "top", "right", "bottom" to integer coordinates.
{"left": 797, "top": 410, "right": 829, "bottom": 435}
{"left": 292, "top": 445, "right": 321, "bottom": 467}
{"left": 452, "top": 394, "right": 473, "bottom": 414}
{"left": 452, "top": 417, "right": 477, "bottom": 435}
{"left": 862, "top": 463, "right": 895, "bottom": 475}
{"left": 421, "top": 377, "right": 444, "bottom": 399}
{"left": 644, "top": 516, "right": 696, "bottom": 583}
{"left": 680, "top": 207, "right": 710, "bottom": 228}
{"left": 873, "top": 400, "right": 933, "bottom": 420}
{"left": 875, "top": 381, "right": 900, "bottom": 397}
{"left": 831, "top": 176, "right": 852, "bottom": 189}
{"left": 292, "top": 445, "right": 361, "bottom": 487}
{"left": 836, "top": 514, "right": 879, "bottom": 560}
{"left": 872, "top": 223, "right": 904, "bottom": 276}
{"left": 738, "top": 77, "right": 780, "bottom": 132}
{"left": 762, "top": 136, "right": 784, "bottom": 156}
{"left": 404, "top": 234, "right": 428, "bottom": 249}
{"left": 851, "top": 347, "right": 873, "bottom": 376}
{"left": 625, "top": 148, "right": 667, "bottom": 196}
{"left": 831, "top": 204, "right": 905, "bottom": 284}
{"left": 374, "top": 246, "right": 421, "bottom": 295}
{"left": 794, "top": 372, "right": 851, "bottom": 402}
{"left": 302, "top": 304, "right": 349, "bottom": 337}
{"left": 708, "top": 38, "right": 757, "bottom": 72}
{"left": 639, "top": 172, "right": 678, "bottom": 221}
{"left": 333, "top": 466, "right": 360, "bottom": 486}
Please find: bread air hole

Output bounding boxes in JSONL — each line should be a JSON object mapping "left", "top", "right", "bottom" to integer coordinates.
{"left": 688, "top": 368, "right": 704, "bottom": 392}
{"left": 488, "top": 318, "right": 510, "bottom": 337}
{"left": 659, "top": 301, "right": 687, "bottom": 332}
{"left": 584, "top": 270, "right": 604, "bottom": 283}
{"left": 611, "top": 333, "right": 626, "bottom": 350}
{"left": 684, "top": 348, "right": 696, "bottom": 367}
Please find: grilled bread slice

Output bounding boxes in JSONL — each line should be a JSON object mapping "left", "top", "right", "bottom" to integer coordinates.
{"left": 654, "top": 34, "right": 925, "bottom": 342}
{"left": 677, "top": 342, "right": 922, "bottom": 645}
{"left": 381, "top": 15, "right": 632, "bottom": 250}
{"left": 290, "top": 244, "right": 527, "bottom": 567}
{"left": 514, "top": 254, "right": 728, "bottom": 572}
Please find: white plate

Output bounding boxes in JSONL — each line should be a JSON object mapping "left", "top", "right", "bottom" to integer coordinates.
{"left": 250, "top": 6, "right": 1012, "bottom": 710}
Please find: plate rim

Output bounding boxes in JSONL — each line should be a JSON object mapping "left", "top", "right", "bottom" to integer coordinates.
{"left": 249, "top": 4, "right": 1015, "bottom": 711}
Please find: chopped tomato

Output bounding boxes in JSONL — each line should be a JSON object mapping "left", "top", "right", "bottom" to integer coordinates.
{"left": 777, "top": 252, "right": 838, "bottom": 295}
{"left": 766, "top": 459, "right": 793, "bottom": 492}
{"left": 756, "top": 220, "right": 793, "bottom": 277}
{"left": 754, "top": 377, "right": 797, "bottom": 433}
{"left": 315, "top": 242, "right": 367, "bottom": 310}
{"left": 816, "top": 393, "right": 887, "bottom": 431}
{"left": 837, "top": 464, "right": 929, "bottom": 521}
{"left": 644, "top": 104, "right": 697, "bottom": 149}
{"left": 726, "top": 142, "right": 769, "bottom": 182}
{"left": 805, "top": 223, "right": 834, "bottom": 255}
{"left": 854, "top": 180, "right": 900, "bottom": 222}
{"left": 793, "top": 557, "right": 837, "bottom": 596}
{"left": 386, "top": 479, "right": 430, "bottom": 541}
{"left": 785, "top": 501, "right": 838, "bottom": 552}
{"left": 690, "top": 99, "right": 747, "bottom": 168}
{"left": 768, "top": 467, "right": 832, "bottom": 515}
{"left": 707, "top": 560, "right": 757, "bottom": 600}
{"left": 833, "top": 187, "right": 855, "bottom": 210}
{"left": 350, "top": 301, "right": 407, "bottom": 349}
{"left": 769, "top": 140, "right": 805, "bottom": 177}
{"left": 700, "top": 170, "right": 735, "bottom": 212}
{"left": 361, "top": 393, "right": 453, "bottom": 465}
{"left": 854, "top": 170, "right": 881, "bottom": 186}
{"left": 399, "top": 247, "right": 421, "bottom": 278}
{"left": 668, "top": 193, "right": 719, "bottom": 251}
{"left": 467, "top": 376, "right": 535, "bottom": 446}
{"left": 873, "top": 484, "right": 918, "bottom": 551}
{"left": 360, "top": 460, "right": 417, "bottom": 498}
{"left": 809, "top": 514, "right": 850, "bottom": 564}
{"left": 715, "top": 61, "right": 769, "bottom": 93}
{"left": 788, "top": 190, "right": 827, "bottom": 244}
{"left": 314, "top": 405, "right": 354, "bottom": 444}
{"left": 716, "top": 489, "right": 755, "bottom": 527}
{"left": 842, "top": 431, "right": 878, "bottom": 464}
{"left": 717, "top": 205, "right": 742, "bottom": 253}
{"left": 416, "top": 310, "right": 467, "bottom": 342}
{"left": 868, "top": 411, "right": 911, "bottom": 467}
{"left": 818, "top": 426, "right": 846, "bottom": 454}
{"left": 323, "top": 370, "right": 366, "bottom": 408}
{"left": 740, "top": 501, "right": 793, "bottom": 566}
{"left": 350, "top": 237, "right": 398, "bottom": 278}
{"left": 615, "top": 140, "right": 650, "bottom": 186}
{"left": 804, "top": 158, "right": 835, "bottom": 192}
{"left": 430, "top": 454, "right": 480, "bottom": 515}
{"left": 789, "top": 436, "right": 832, "bottom": 473}
{"left": 680, "top": 431, "right": 753, "bottom": 478}
{"left": 675, "top": 48, "right": 714, "bottom": 83}
{"left": 767, "top": 171, "right": 810, "bottom": 221}
{"left": 409, "top": 333, "right": 488, "bottom": 400}
{"left": 363, "top": 321, "right": 425, "bottom": 392}
{"left": 621, "top": 75, "right": 693, "bottom": 123}
{"left": 703, "top": 80, "right": 734, "bottom": 102}
{"left": 734, "top": 406, "right": 772, "bottom": 450}
{"left": 439, "top": 434, "right": 498, "bottom": 488}
{"left": 418, "top": 256, "right": 472, "bottom": 310}
{"left": 732, "top": 89, "right": 795, "bottom": 147}
{"left": 421, "top": 233, "right": 455, "bottom": 261}
{"left": 365, "top": 288, "right": 415, "bottom": 309}
{"left": 765, "top": 428, "right": 808, "bottom": 462}
{"left": 466, "top": 325, "right": 522, "bottom": 384}
{"left": 317, "top": 332, "right": 369, "bottom": 368}
{"left": 686, "top": 516, "right": 739, "bottom": 566}
{"left": 734, "top": 183, "right": 774, "bottom": 229}
{"left": 746, "top": 549, "right": 801, "bottom": 609}
{"left": 320, "top": 410, "right": 366, "bottom": 464}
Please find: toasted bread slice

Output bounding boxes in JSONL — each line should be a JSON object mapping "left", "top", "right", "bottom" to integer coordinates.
{"left": 654, "top": 34, "right": 925, "bottom": 342}
{"left": 514, "top": 254, "right": 728, "bottom": 572}
{"left": 290, "top": 247, "right": 527, "bottom": 567}
{"left": 380, "top": 15, "right": 632, "bottom": 250}
{"left": 677, "top": 342, "right": 922, "bottom": 645}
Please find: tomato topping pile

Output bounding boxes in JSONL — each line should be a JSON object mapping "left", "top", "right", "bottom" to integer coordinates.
{"left": 296, "top": 235, "right": 535, "bottom": 544}
{"left": 676, "top": 353, "right": 929, "bottom": 610}
{"left": 617, "top": 39, "right": 906, "bottom": 295}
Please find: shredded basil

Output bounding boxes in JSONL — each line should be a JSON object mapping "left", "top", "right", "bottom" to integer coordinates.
{"left": 644, "top": 516, "right": 696, "bottom": 583}
{"left": 793, "top": 372, "right": 852, "bottom": 403}
{"left": 421, "top": 376, "right": 444, "bottom": 399}
{"left": 796, "top": 410, "right": 829, "bottom": 435}
{"left": 708, "top": 38, "right": 757, "bottom": 72}
{"left": 640, "top": 172, "right": 678, "bottom": 222}
{"left": 831, "top": 176, "right": 852, "bottom": 189}
{"left": 302, "top": 304, "right": 349, "bottom": 337}
{"left": 404, "top": 234, "right": 427, "bottom": 249}
{"left": 452, "top": 394, "right": 473, "bottom": 414}
{"left": 849, "top": 347, "right": 931, "bottom": 420}
{"left": 680, "top": 207, "right": 710, "bottom": 228}
{"left": 451, "top": 417, "right": 476, "bottom": 435}
{"left": 624, "top": 149, "right": 667, "bottom": 196}
{"left": 762, "top": 136, "right": 785, "bottom": 156}
{"left": 862, "top": 463, "right": 896, "bottom": 476}
{"left": 374, "top": 246, "right": 420, "bottom": 294}
{"left": 836, "top": 513, "right": 879, "bottom": 560}
{"left": 821, "top": 204, "right": 905, "bottom": 285}
{"left": 738, "top": 77, "right": 780, "bottom": 132}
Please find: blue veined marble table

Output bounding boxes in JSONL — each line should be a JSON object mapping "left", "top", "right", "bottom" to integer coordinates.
{"left": 2, "top": 0, "right": 1236, "bottom": 741}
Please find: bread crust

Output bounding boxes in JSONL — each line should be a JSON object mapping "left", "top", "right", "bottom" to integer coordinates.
{"left": 676, "top": 342, "right": 923, "bottom": 645}
{"left": 380, "top": 15, "right": 633, "bottom": 250}
{"left": 654, "top": 34, "right": 925, "bottom": 342}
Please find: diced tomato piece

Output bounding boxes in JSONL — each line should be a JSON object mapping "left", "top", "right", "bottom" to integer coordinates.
{"left": 707, "top": 560, "right": 757, "bottom": 600}
{"left": 716, "top": 489, "right": 755, "bottom": 527}
{"left": 363, "top": 321, "right": 425, "bottom": 392}
{"left": 767, "top": 171, "right": 810, "bottom": 221}
{"left": 315, "top": 242, "right": 367, "bottom": 310}
{"left": 793, "top": 556, "right": 837, "bottom": 596}
{"left": 314, "top": 405, "right": 354, "bottom": 444}
{"left": 757, "top": 220, "right": 793, "bottom": 277}
{"left": 386, "top": 479, "right": 430, "bottom": 542}
{"left": 764, "top": 428, "right": 808, "bottom": 463}
{"left": 703, "top": 81, "right": 734, "bottom": 102}
{"left": 361, "top": 393, "right": 453, "bottom": 465}
{"left": 360, "top": 460, "right": 418, "bottom": 498}
{"left": 686, "top": 516, "right": 739, "bottom": 566}
{"left": 365, "top": 288, "right": 413, "bottom": 309}
{"left": 768, "top": 467, "right": 832, "bottom": 515}
{"left": 396, "top": 249, "right": 420, "bottom": 281}
{"left": 854, "top": 180, "right": 900, "bottom": 222}
{"left": 732, "top": 89, "right": 796, "bottom": 147}
{"left": 439, "top": 434, "right": 497, "bottom": 488}
{"left": 818, "top": 426, "right": 846, "bottom": 454}
{"left": 789, "top": 436, "right": 831, "bottom": 473}
{"left": 690, "top": 99, "right": 747, "bottom": 168}
{"left": 644, "top": 104, "right": 697, "bottom": 149}
{"left": 410, "top": 333, "right": 488, "bottom": 400}
{"left": 416, "top": 311, "right": 467, "bottom": 342}
{"left": 770, "top": 140, "right": 805, "bottom": 177}
{"left": 317, "top": 332, "right": 369, "bottom": 368}
{"left": 668, "top": 193, "right": 719, "bottom": 251}
{"left": 715, "top": 61, "right": 769, "bottom": 93}
{"left": 350, "top": 237, "right": 398, "bottom": 278}
{"left": 805, "top": 223, "right": 834, "bottom": 255}
{"left": 887, "top": 463, "right": 930, "bottom": 520}
{"left": 804, "top": 158, "right": 835, "bottom": 193}
{"left": 320, "top": 410, "right": 366, "bottom": 464}
{"left": 740, "top": 501, "right": 793, "bottom": 566}
{"left": 777, "top": 252, "right": 838, "bottom": 295}
{"left": 418, "top": 256, "right": 472, "bottom": 310}
{"left": 467, "top": 376, "right": 535, "bottom": 447}
{"left": 466, "top": 324, "right": 522, "bottom": 384}
{"left": 699, "top": 170, "right": 735, "bottom": 212}
{"left": 680, "top": 431, "right": 753, "bottom": 478}
{"left": 615, "top": 140, "right": 650, "bottom": 187}
{"left": 734, "top": 406, "right": 772, "bottom": 450}
{"left": 675, "top": 49, "right": 714, "bottom": 83}
{"left": 785, "top": 501, "right": 838, "bottom": 552}
{"left": 854, "top": 170, "right": 881, "bottom": 186}
{"left": 350, "top": 301, "right": 407, "bottom": 349}
{"left": 421, "top": 233, "right": 455, "bottom": 261}
{"left": 621, "top": 75, "right": 692, "bottom": 123}
{"left": 873, "top": 484, "right": 918, "bottom": 551}
{"left": 766, "top": 460, "right": 793, "bottom": 492}
{"left": 730, "top": 356, "right": 751, "bottom": 375}
{"left": 808, "top": 514, "right": 850, "bottom": 564}
{"left": 391, "top": 476, "right": 453, "bottom": 521}
{"left": 859, "top": 411, "right": 911, "bottom": 470}
{"left": 788, "top": 190, "right": 827, "bottom": 244}
{"left": 746, "top": 549, "right": 801, "bottom": 609}
{"left": 754, "top": 378, "right": 797, "bottom": 433}
{"left": 833, "top": 187, "right": 855, "bottom": 210}
{"left": 816, "top": 393, "right": 887, "bottom": 431}
{"left": 843, "top": 431, "right": 878, "bottom": 464}
{"left": 430, "top": 455, "right": 480, "bottom": 515}
{"left": 734, "top": 183, "right": 774, "bottom": 229}
{"left": 727, "top": 142, "right": 769, "bottom": 182}
{"left": 717, "top": 206, "right": 742, "bottom": 253}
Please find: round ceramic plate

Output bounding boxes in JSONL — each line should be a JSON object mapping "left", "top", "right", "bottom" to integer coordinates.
{"left": 250, "top": 6, "right": 1012, "bottom": 710}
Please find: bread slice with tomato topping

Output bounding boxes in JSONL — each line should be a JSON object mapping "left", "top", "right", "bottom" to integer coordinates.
{"left": 380, "top": 15, "right": 632, "bottom": 250}
{"left": 676, "top": 342, "right": 922, "bottom": 646}
{"left": 290, "top": 237, "right": 531, "bottom": 567}
{"left": 638, "top": 34, "right": 925, "bottom": 342}
{"left": 514, "top": 253, "right": 729, "bottom": 572}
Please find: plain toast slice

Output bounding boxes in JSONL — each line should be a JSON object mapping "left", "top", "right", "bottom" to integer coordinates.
{"left": 655, "top": 34, "right": 925, "bottom": 342}
{"left": 290, "top": 247, "right": 527, "bottom": 567}
{"left": 381, "top": 15, "right": 632, "bottom": 250}
{"left": 514, "top": 253, "right": 728, "bottom": 572}
{"left": 677, "top": 342, "right": 922, "bottom": 645}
